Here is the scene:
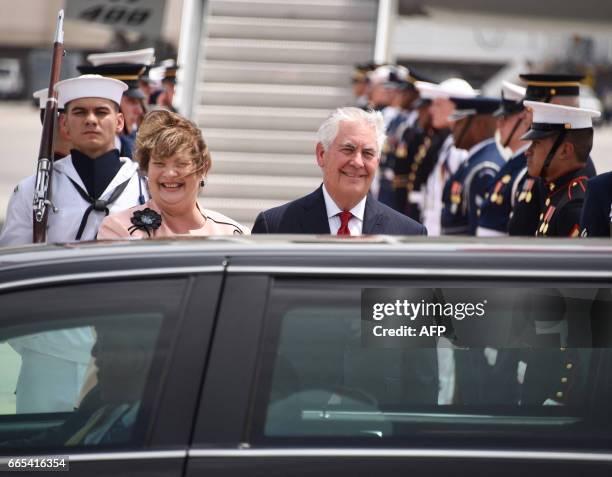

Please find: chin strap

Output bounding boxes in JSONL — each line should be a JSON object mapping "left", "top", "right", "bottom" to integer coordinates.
{"left": 503, "top": 114, "right": 524, "bottom": 148}
{"left": 540, "top": 130, "right": 567, "bottom": 179}
{"left": 455, "top": 115, "right": 474, "bottom": 149}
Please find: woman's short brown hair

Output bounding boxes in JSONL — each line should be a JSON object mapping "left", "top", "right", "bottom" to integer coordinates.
{"left": 134, "top": 109, "right": 211, "bottom": 174}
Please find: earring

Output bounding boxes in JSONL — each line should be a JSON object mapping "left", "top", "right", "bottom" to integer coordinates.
{"left": 200, "top": 178, "right": 207, "bottom": 187}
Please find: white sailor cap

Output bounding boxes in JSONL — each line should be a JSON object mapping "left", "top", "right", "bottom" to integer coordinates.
{"left": 521, "top": 100, "right": 601, "bottom": 140}
{"left": 54, "top": 74, "right": 128, "bottom": 108}
{"left": 33, "top": 88, "right": 52, "bottom": 110}
{"left": 33, "top": 87, "right": 66, "bottom": 114}
{"left": 33, "top": 88, "right": 65, "bottom": 124}
{"left": 86, "top": 47, "right": 155, "bottom": 66}
{"left": 415, "top": 78, "right": 478, "bottom": 100}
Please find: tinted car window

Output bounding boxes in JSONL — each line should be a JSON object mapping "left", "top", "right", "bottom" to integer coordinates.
{"left": 252, "top": 279, "right": 612, "bottom": 446}
{"left": 0, "top": 278, "right": 187, "bottom": 452}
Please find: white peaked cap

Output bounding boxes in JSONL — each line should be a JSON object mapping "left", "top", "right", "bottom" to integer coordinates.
{"left": 415, "top": 78, "right": 479, "bottom": 100}
{"left": 524, "top": 100, "right": 601, "bottom": 129}
{"left": 414, "top": 81, "right": 439, "bottom": 100}
{"left": 87, "top": 47, "right": 155, "bottom": 66}
{"left": 501, "top": 81, "right": 526, "bottom": 102}
{"left": 54, "top": 75, "right": 128, "bottom": 108}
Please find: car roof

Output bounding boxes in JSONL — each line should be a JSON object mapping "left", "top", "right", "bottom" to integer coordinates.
{"left": 0, "top": 236, "right": 611, "bottom": 286}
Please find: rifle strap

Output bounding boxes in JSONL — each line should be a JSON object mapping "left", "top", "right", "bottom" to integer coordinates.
{"left": 68, "top": 177, "right": 132, "bottom": 240}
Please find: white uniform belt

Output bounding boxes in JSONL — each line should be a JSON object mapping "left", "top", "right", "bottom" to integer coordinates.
{"left": 408, "top": 191, "right": 423, "bottom": 204}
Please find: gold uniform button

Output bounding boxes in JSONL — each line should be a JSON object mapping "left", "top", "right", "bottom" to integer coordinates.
{"left": 556, "top": 391, "right": 563, "bottom": 399}
{"left": 561, "top": 377, "right": 568, "bottom": 383}
{"left": 566, "top": 363, "right": 573, "bottom": 370}
{"left": 560, "top": 347, "right": 566, "bottom": 351}
{"left": 539, "top": 213, "right": 544, "bottom": 220}
{"left": 545, "top": 198, "right": 551, "bottom": 206}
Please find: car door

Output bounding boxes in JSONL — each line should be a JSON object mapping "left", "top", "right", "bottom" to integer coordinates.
{"left": 0, "top": 270, "right": 223, "bottom": 477}
{"left": 187, "top": 265, "right": 612, "bottom": 476}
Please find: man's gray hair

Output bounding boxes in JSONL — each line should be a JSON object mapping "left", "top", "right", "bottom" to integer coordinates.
{"left": 316, "top": 107, "right": 386, "bottom": 154}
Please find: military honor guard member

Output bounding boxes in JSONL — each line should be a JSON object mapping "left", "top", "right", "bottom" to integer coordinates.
{"left": 441, "top": 96, "right": 505, "bottom": 235}
{"left": 415, "top": 78, "right": 475, "bottom": 235}
{"left": 0, "top": 74, "right": 147, "bottom": 246}
{"left": 476, "top": 81, "right": 530, "bottom": 236}
{"left": 376, "top": 66, "right": 421, "bottom": 204}
{"left": 521, "top": 100, "right": 599, "bottom": 237}
{"left": 0, "top": 75, "right": 150, "bottom": 413}
{"left": 351, "top": 62, "right": 377, "bottom": 110}
{"left": 151, "top": 60, "right": 179, "bottom": 112}
{"left": 78, "top": 48, "right": 155, "bottom": 159}
{"left": 392, "top": 96, "right": 449, "bottom": 221}
{"left": 580, "top": 171, "right": 612, "bottom": 237}
{"left": 508, "top": 73, "right": 597, "bottom": 235}
{"left": 32, "top": 87, "right": 73, "bottom": 160}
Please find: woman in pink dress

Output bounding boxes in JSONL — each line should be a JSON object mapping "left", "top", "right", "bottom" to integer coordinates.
{"left": 98, "top": 110, "right": 249, "bottom": 238}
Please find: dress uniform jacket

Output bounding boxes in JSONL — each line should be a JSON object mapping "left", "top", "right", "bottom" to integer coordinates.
{"left": 441, "top": 138, "right": 505, "bottom": 235}
{"left": 377, "top": 111, "right": 417, "bottom": 205}
{"left": 119, "top": 133, "right": 135, "bottom": 159}
{"left": 393, "top": 127, "right": 449, "bottom": 221}
{"left": 97, "top": 199, "right": 250, "bottom": 238}
{"left": 476, "top": 145, "right": 528, "bottom": 236}
{"left": 0, "top": 154, "right": 146, "bottom": 413}
{"left": 391, "top": 124, "right": 424, "bottom": 213}
{"left": 509, "top": 158, "right": 597, "bottom": 236}
{"left": 535, "top": 166, "right": 594, "bottom": 237}
{"left": 507, "top": 168, "right": 540, "bottom": 236}
{"left": 580, "top": 171, "right": 612, "bottom": 237}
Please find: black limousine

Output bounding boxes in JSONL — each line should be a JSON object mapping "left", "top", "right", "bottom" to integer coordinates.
{"left": 0, "top": 236, "right": 611, "bottom": 476}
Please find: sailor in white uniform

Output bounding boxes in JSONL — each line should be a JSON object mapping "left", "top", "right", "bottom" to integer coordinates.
{"left": 0, "top": 75, "right": 146, "bottom": 246}
{"left": 0, "top": 74, "right": 147, "bottom": 413}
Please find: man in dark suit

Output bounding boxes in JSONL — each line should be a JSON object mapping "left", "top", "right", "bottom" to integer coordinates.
{"left": 252, "top": 107, "right": 427, "bottom": 235}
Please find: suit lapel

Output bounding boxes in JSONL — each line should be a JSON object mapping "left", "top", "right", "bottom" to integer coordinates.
{"left": 363, "top": 194, "right": 384, "bottom": 234}
{"left": 300, "top": 186, "right": 331, "bottom": 234}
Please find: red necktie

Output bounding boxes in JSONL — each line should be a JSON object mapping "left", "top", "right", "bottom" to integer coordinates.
{"left": 337, "top": 211, "right": 352, "bottom": 236}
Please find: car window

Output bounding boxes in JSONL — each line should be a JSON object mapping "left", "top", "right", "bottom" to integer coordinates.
{"left": 252, "top": 279, "right": 612, "bottom": 446}
{"left": 0, "top": 278, "right": 187, "bottom": 452}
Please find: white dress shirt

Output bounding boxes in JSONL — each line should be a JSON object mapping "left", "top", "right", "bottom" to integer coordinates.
{"left": 322, "top": 185, "right": 366, "bottom": 235}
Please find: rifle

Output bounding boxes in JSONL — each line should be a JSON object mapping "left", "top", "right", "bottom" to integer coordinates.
{"left": 32, "top": 10, "right": 64, "bottom": 243}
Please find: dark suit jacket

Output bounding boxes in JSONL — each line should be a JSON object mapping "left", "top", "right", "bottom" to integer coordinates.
{"left": 252, "top": 186, "right": 427, "bottom": 235}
